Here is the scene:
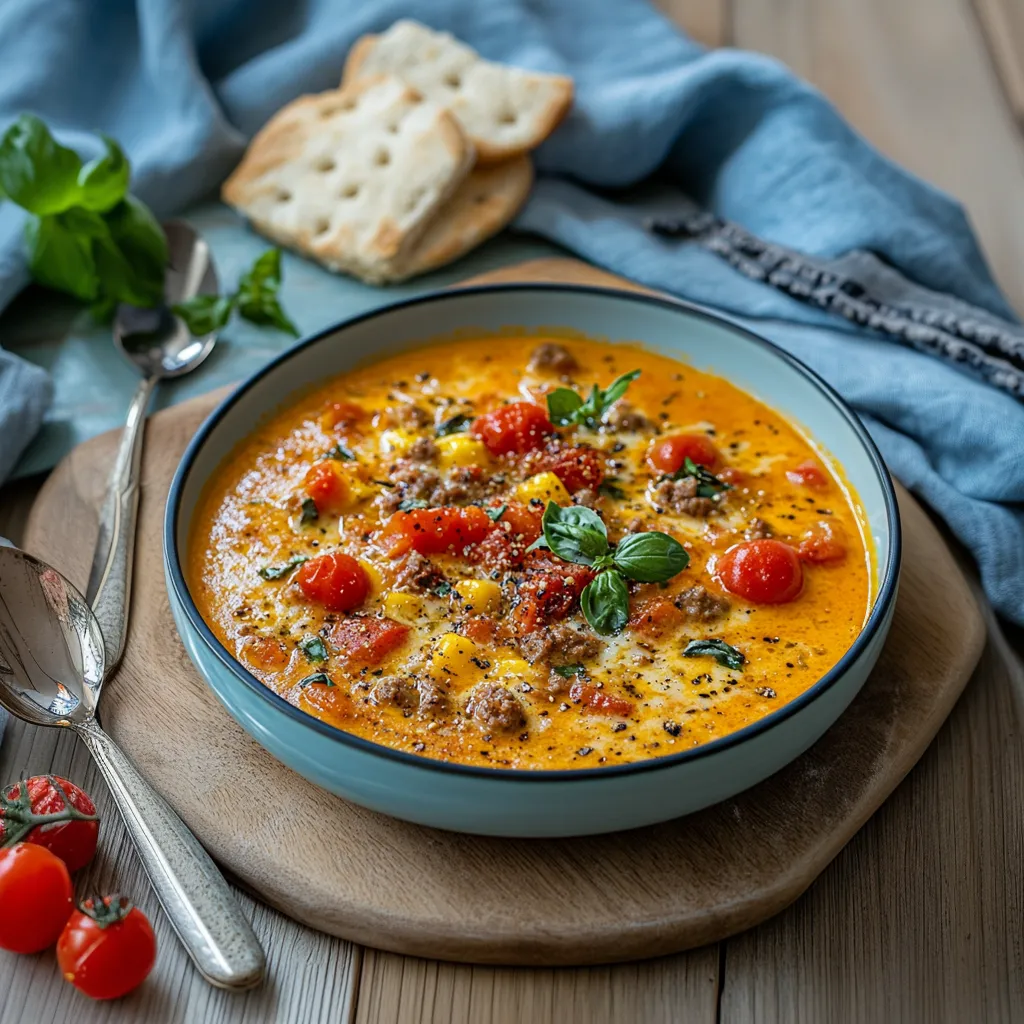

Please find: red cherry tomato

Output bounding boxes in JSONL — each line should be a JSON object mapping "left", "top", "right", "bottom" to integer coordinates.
{"left": 627, "top": 596, "right": 683, "bottom": 639}
{"left": 0, "top": 842, "right": 73, "bottom": 953}
{"left": 296, "top": 552, "right": 370, "bottom": 611}
{"left": 716, "top": 539, "right": 804, "bottom": 604}
{"left": 544, "top": 445, "right": 605, "bottom": 493}
{"left": 329, "top": 615, "right": 410, "bottom": 665}
{"left": 646, "top": 433, "right": 720, "bottom": 474}
{"left": 320, "top": 400, "right": 364, "bottom": 430}
{"left": 786, "top": 459, "right": 830, "bottom": 490}
{"left": 512, "top": 552, "right": 594, "bottom": 633}
{"left": 57, "top": 896, "right": 156, "bottom": 1001}
{"left": 0, "top": 775, "right": 98, "bottom": 873}
{"left": 303, "top": 462, "right": 349, "bottom": 514}
{"left": 472, "top": 402, "right": 555, "bottom": 456}
{"left": 569, "top": 682, "right": 634, "bottom": 717}
{"left": 493, "top": 501, "right": 544, "bottom": 545}
{"left": 798, "top": 520, "right": 848, "bottom": 563}
{"left": 718, "top": 466, "right": 745, "bottom": 486}
{"left": 379, "top": 506, "right": 493, "bottom": 558}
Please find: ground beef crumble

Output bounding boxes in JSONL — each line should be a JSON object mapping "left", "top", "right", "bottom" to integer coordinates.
{"left": 517, "top": 623, "right": 604, "bottom": 666}
{"left": 676, "top": 585, "right": 730, "bottom": 622}
{"left": 651, "top": 476, "right": 717, "bottom": 517}
{"left": 527, "top": 342, "right": 578, "bottom": 375}
{"left": 466, "top": 683, "right": 525, "bottom": 732}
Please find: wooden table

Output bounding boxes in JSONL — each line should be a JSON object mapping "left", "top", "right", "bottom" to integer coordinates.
{"left": 2, "top": 2, "right": 1023, "bottom": 1020}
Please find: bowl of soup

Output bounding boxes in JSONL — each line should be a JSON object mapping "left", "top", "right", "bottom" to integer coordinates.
{"left": 165, "top": 284, "right": 900, "bottom": 836}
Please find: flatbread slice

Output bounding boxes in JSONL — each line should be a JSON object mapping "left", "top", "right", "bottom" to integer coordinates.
{"left": 381, "top": 155, "right": 533, "bottom": 283}
{"left": 222, "top": 75, "right": 475, "bottom": 282}
{"left": 343, "top": 21, "right": 573, "bottom": 164}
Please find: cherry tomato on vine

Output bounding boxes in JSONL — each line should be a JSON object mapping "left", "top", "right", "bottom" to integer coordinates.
{"left": 1, "top": 775, "right": 99, "bottom": 873}
{"left": 716, "top": 539, "right": 804, "bottom": 604}
{"left": 0, "top": 842, "right": 74, "bottom": 953}
{"left": 58, "top": 896, "right": 157, "bottom": 1001}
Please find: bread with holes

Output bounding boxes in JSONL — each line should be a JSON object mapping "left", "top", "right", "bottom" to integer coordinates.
{"left": 222, "top": 75, "right": 475, "bottom": 283}
{"left": 342, "top": 21, "right": 573, "bottom": 164}
{"left": 379, "top": 155, "right": 533, "bottom": 282}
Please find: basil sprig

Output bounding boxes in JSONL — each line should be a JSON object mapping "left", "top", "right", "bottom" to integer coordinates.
{"left": 435, "top": 413, "right": 472, "bottom": 437}
{"left": 682, "top": 638, "right": 745, "bottom": 670}
{"left": 674, "top": 457, "right": 731, "bottom": 498}
{"left": 530, "top": 501, "right": 689, "bottom": 636}
{"left": 546, "top": 369, "right": 641, "bottom": 429}
{"left": 259, "top": 556, "right": 308, "bottom": 580}
{"left": 298, "top": 635, "right": 328, "bottom": 662}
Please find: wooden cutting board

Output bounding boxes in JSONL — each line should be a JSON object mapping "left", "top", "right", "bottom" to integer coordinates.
{"left": 22, "top": 258, "right": 985, "bottom": 966}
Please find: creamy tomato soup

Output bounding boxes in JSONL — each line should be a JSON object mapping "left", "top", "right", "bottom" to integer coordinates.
{"left": 188, "top": 334, "right": 873, "bottom": 769}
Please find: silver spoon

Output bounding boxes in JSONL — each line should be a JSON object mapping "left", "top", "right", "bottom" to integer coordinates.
{"left": 86, "top": 221, "right": 219, "bottom": 672}
{"left": 0, "top": 545, "right": 265, "bottom": 990}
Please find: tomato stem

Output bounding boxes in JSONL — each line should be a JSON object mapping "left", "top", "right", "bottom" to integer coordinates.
{"left": 0, "top": 774, "right": 99, "bottom": 848}
{"left": 81, "top": 894, "right": 134, "bottom": 928}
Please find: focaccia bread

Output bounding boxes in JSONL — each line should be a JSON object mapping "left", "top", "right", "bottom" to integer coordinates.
{"left": 343, "top": 21, "right": 573, "bottom": 163}
{"left": 222, "top": 75, "right": 475, "bottom": 283}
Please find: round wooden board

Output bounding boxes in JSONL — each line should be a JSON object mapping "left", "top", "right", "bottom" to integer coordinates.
{"left": 23, "top": 259, "right": 985, "bottom": 966}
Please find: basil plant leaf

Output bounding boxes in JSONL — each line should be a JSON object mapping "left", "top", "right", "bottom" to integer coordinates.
{"left": 98, "top": 195, "right": 168, "bottom": 308}
{"left": 540, "top": 500, "right": 608, "bottom": 565}
{"left": 236, "top": 248, "right": 299, "bottom": 336}
{"left": 580, "top": 569, "right": 630, "bottom": 636}
{"left": 77, "top": 135, "right": 129, "bottom": 212}
{"left": 682, "top": 638, "right": 746, "bottom": 671}
{"left": 173, "top": 293, "right": 235, "bottom": 336}
{"left": 298, "top": 636, "right": 328, "bottom": 663}
{"left": 546, "top": 387, "right": 584, "bottom": 426}
{"left": 25, "top": 213, "right": 99, "bottom": 302}
{"left": 435, "top": 413, "right": 471, "bottom": 437}
{"left": 613, "top": 531, "right": 689, "bottom": 583}
{"left": 0, "top": 114, "right": 83, "bottom": 215}
{"left": 601, "top": 369, "right": 642, "bottom": 409}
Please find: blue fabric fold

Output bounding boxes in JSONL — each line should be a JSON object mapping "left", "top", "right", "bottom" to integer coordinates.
{"left": 0, "top": 0, "right": 1021, "bottom": 622}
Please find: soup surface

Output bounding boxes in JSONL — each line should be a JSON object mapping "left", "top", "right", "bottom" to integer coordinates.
{"left": 189, "top": 333, "right": 873, "bottom": 769}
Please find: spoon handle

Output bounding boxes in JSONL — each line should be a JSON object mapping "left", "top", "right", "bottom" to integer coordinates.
{"left": 86, "top": 374, "right": 157, "bottom": 673}
{"left": 75, "top": 718, "right": 266, "bottom": 990}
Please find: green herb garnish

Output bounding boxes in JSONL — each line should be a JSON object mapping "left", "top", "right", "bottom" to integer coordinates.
{"left": 487, "top": 504, "right": 508, "bottom": 522}
{"left": 435, "top": 413, "right": 472, "bottom": 437}
{"left": 546, "top": 369, "right": 641, "bottom": 429}
{"left": 259, "top": 556, "right": 308, "bottom": 580}
{"left": 598, "top": 478, "right": 627, "bottom": 500}
{"left": 299, "top": 498, "right": 319, "bottom": 525}
{"left": 322, "top": 443, "right": 356, "bottom": 462}
{"left": 298, "top": 636, "right": 328, "bottom": 662}
{"left": 432, "top": 580, "right": 453, "bottom": 597}
{"left": 673, "top": 457, "right": 731, "bottom": 498}
{"left": 552, "top": 664, "right": 585, "bottom": 679}
{"left": 398, "top": 498, "right": 429, "bottom": 512}
{"left": 529, "top": 501, "right": 689, "bottom": 636}
{"left": 682, "top": 638, "right": 745, "bottom": 671}
{"left": 299, "top": 672, "right": 334, "bottom": 688}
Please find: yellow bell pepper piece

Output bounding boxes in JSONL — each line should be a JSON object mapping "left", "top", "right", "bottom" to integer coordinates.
{"left": 436, "top": 434, "right": 490, "bottom": 469}
{"left": 383, "top": 591, "right": 428, "bottom": 623}
{"left": 378, "top": 428, "right": 418, "bottom": 456}
{"left": 515, "top": 471, "right": 571, "bottom": 506}
{"left": 431, "top": 632, "right": 482, "bottom": 680}
{"left": 453, "top": 579, "right": 502, "bottom": 615}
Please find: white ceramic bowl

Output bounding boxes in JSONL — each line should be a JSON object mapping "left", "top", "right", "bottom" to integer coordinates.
{"left": 165, "top": 284, "right": 901, "bottom": 837}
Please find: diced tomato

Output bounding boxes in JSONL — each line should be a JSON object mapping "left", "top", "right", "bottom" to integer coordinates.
{"left": 718, "top": 466, "right": 745, "bottom": 486}
{"left": 241, "top": 635, "right": 290, "bottom": 671}
{"left": 379, "top": 506, "right": 493, "bottom": 558}
{"left": 461, "top": 615, "right": 498, "bottom": 645}
{"left": 296, "top": 552, "right": 370, "bottom": 611}
{"left": 569, "top": 682, "right": 634, "bottom": 717}
{"left": 472, "top": 402, "right": 555, "bottom": 456}
{"left": 798, "top": 520, "right": 847, "bottom": 563}
{"left": 786, "top": 460, "right": 830, "bottom": 490}
{"left": 303, "top": 461, "right": 348, "bottom": 514}
{"left": 545, "top": 445, "right": 605, "bottom": 493}
{"left": 512, "top": 552, "right": 594, "bottom": 633}
{"left": 628, "top": 596, "right": 683, "bottom": 639}
{"left": 494, "top": 501, "right": 544, "bottom": 545}
{"left": 321, "top": 400, "right": 365, "bottom": 430}
{"left": 716, "top": 539, "right": 803, "bottom": 604}
{"left": 646, "top": 433, "right": 720, "bottom": 474}
{"left": 329, "top": 615, "right": 410, "bottom": 665}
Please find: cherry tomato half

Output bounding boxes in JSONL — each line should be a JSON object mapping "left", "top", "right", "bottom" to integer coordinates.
{"left": 472, "top": 402, "right": 555, "bottom": 456}
{"left": 786, "top": 459, "right": 830, "bottom": 490}
{"left": 0, "top": 842, "right": 73, "bottom": 953}
{"left": 296, "top": 552, "right": 370, "bottom": 611}
{"left": 647, "top": 433, "right": 721, "bottom": 474}
{"left": 798, "top": 520, "right": 847, "bottom": 564}
{"left": 0, "top": 775, "right": 98, "bottom": 873}
{"left": 329, "top": 615, "right": 410, "bottom": 665}
{"left": 58, "top": 896, "right": 156, "bottom": 1001}
{"left": 569, "top": 681, "right": 634, "bottom": 717}
{"left": 379, "top": 505, "right": 493, "bottom": 558}
{"left": 303, "top": 462, "right": 349, "bottom": 514}
{"left": 716, "top": 539, "right": 804, "bottom": 604}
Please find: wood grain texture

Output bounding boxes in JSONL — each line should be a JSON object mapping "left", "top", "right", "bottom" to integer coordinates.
{"left": 19, "top": 258, "right": 984, "bottom": 968}
{"left": 972, "top": 0, "right": 1024, "bottom": 129}
{"left": 732, "top": 0, "right": 1024, "bottom": 313}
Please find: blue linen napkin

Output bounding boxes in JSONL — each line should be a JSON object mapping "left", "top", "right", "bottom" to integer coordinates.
{"left": 0, "top": 0, "right": 1022, "bottom": 624}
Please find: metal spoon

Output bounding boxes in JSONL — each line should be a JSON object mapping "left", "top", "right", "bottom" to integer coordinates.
{"left": 86, "top": 221, "right": 219, "bottom": 672}
{"left": 0, "top": 545, "right": 265, "bottom": 991}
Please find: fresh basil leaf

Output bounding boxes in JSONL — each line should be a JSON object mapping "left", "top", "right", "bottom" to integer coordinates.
{"left": 580, "top": 569, "right": 630, "bottom": 636}
{"left": 613, "top": 531, "right": 689, "bottom": 583}
{"left": 298, "top": 635, "right": 327, "bottom": 662}
{"left": 682, "top": 638, "right": 746, "bottom": 671}
{"left": 173, "top": 293, "right": 235, "bottom": 336}
{"left": 0, "top": 114, "right": 83, "bottom": 215}
{"left": 602, "top": 369, "right": 642, "bottom": 408}
{"left": 398, "top": 498, "right": 429, "bottom": 512}
{"left": 553, "top": 663, "right": 585, "bottom": 678}
{"left": 236, "top": 248, "right": 299, "bottom": 336}
{"left": 540, "top": 500, "right": 609, "bottom": 565}
{"left": 300, "top": 497, "right": 319, "bottom": 525}
{"left": 432, "top": 580, "right": 453, "bottom": 597}
{"left": 546, "top": 387, "right": 584, "bottom": 426}
{"left": 598, "top": 478, "right": 626, "bottom": 500}
{"left": 77, "top": 135, "right": 129, "bottom": 212}
{"left": 675, "top": 456, "right": 731, "bottom": 498}
{"left": 323, "top": 443, "right": 356, "bottom": 461}
{"left": 259, "top": 556, "right": 308, "bottom": 580}
{"left": 98, "top": 195, "right": 168, "bottom": 308}
{"left": 25, "top": 213, "right": 99, "bottom": 302}
{"left": 487, "top": 504, "right": 507, "bottom": 522}
{"left": 299, "top": 672, "right": 334, "bottom": 688}
{"left": 435, "top": 413, "right": 471, "bottom": 437}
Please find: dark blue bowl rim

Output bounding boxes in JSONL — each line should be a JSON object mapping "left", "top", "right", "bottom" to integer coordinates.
{"left": 164, "top": 281, "right": 902, "bottom": 782}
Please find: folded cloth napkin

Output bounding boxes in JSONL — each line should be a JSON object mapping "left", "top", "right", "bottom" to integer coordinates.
{"left": 0, "top": 0, "right": 1022, "bottom": 623}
